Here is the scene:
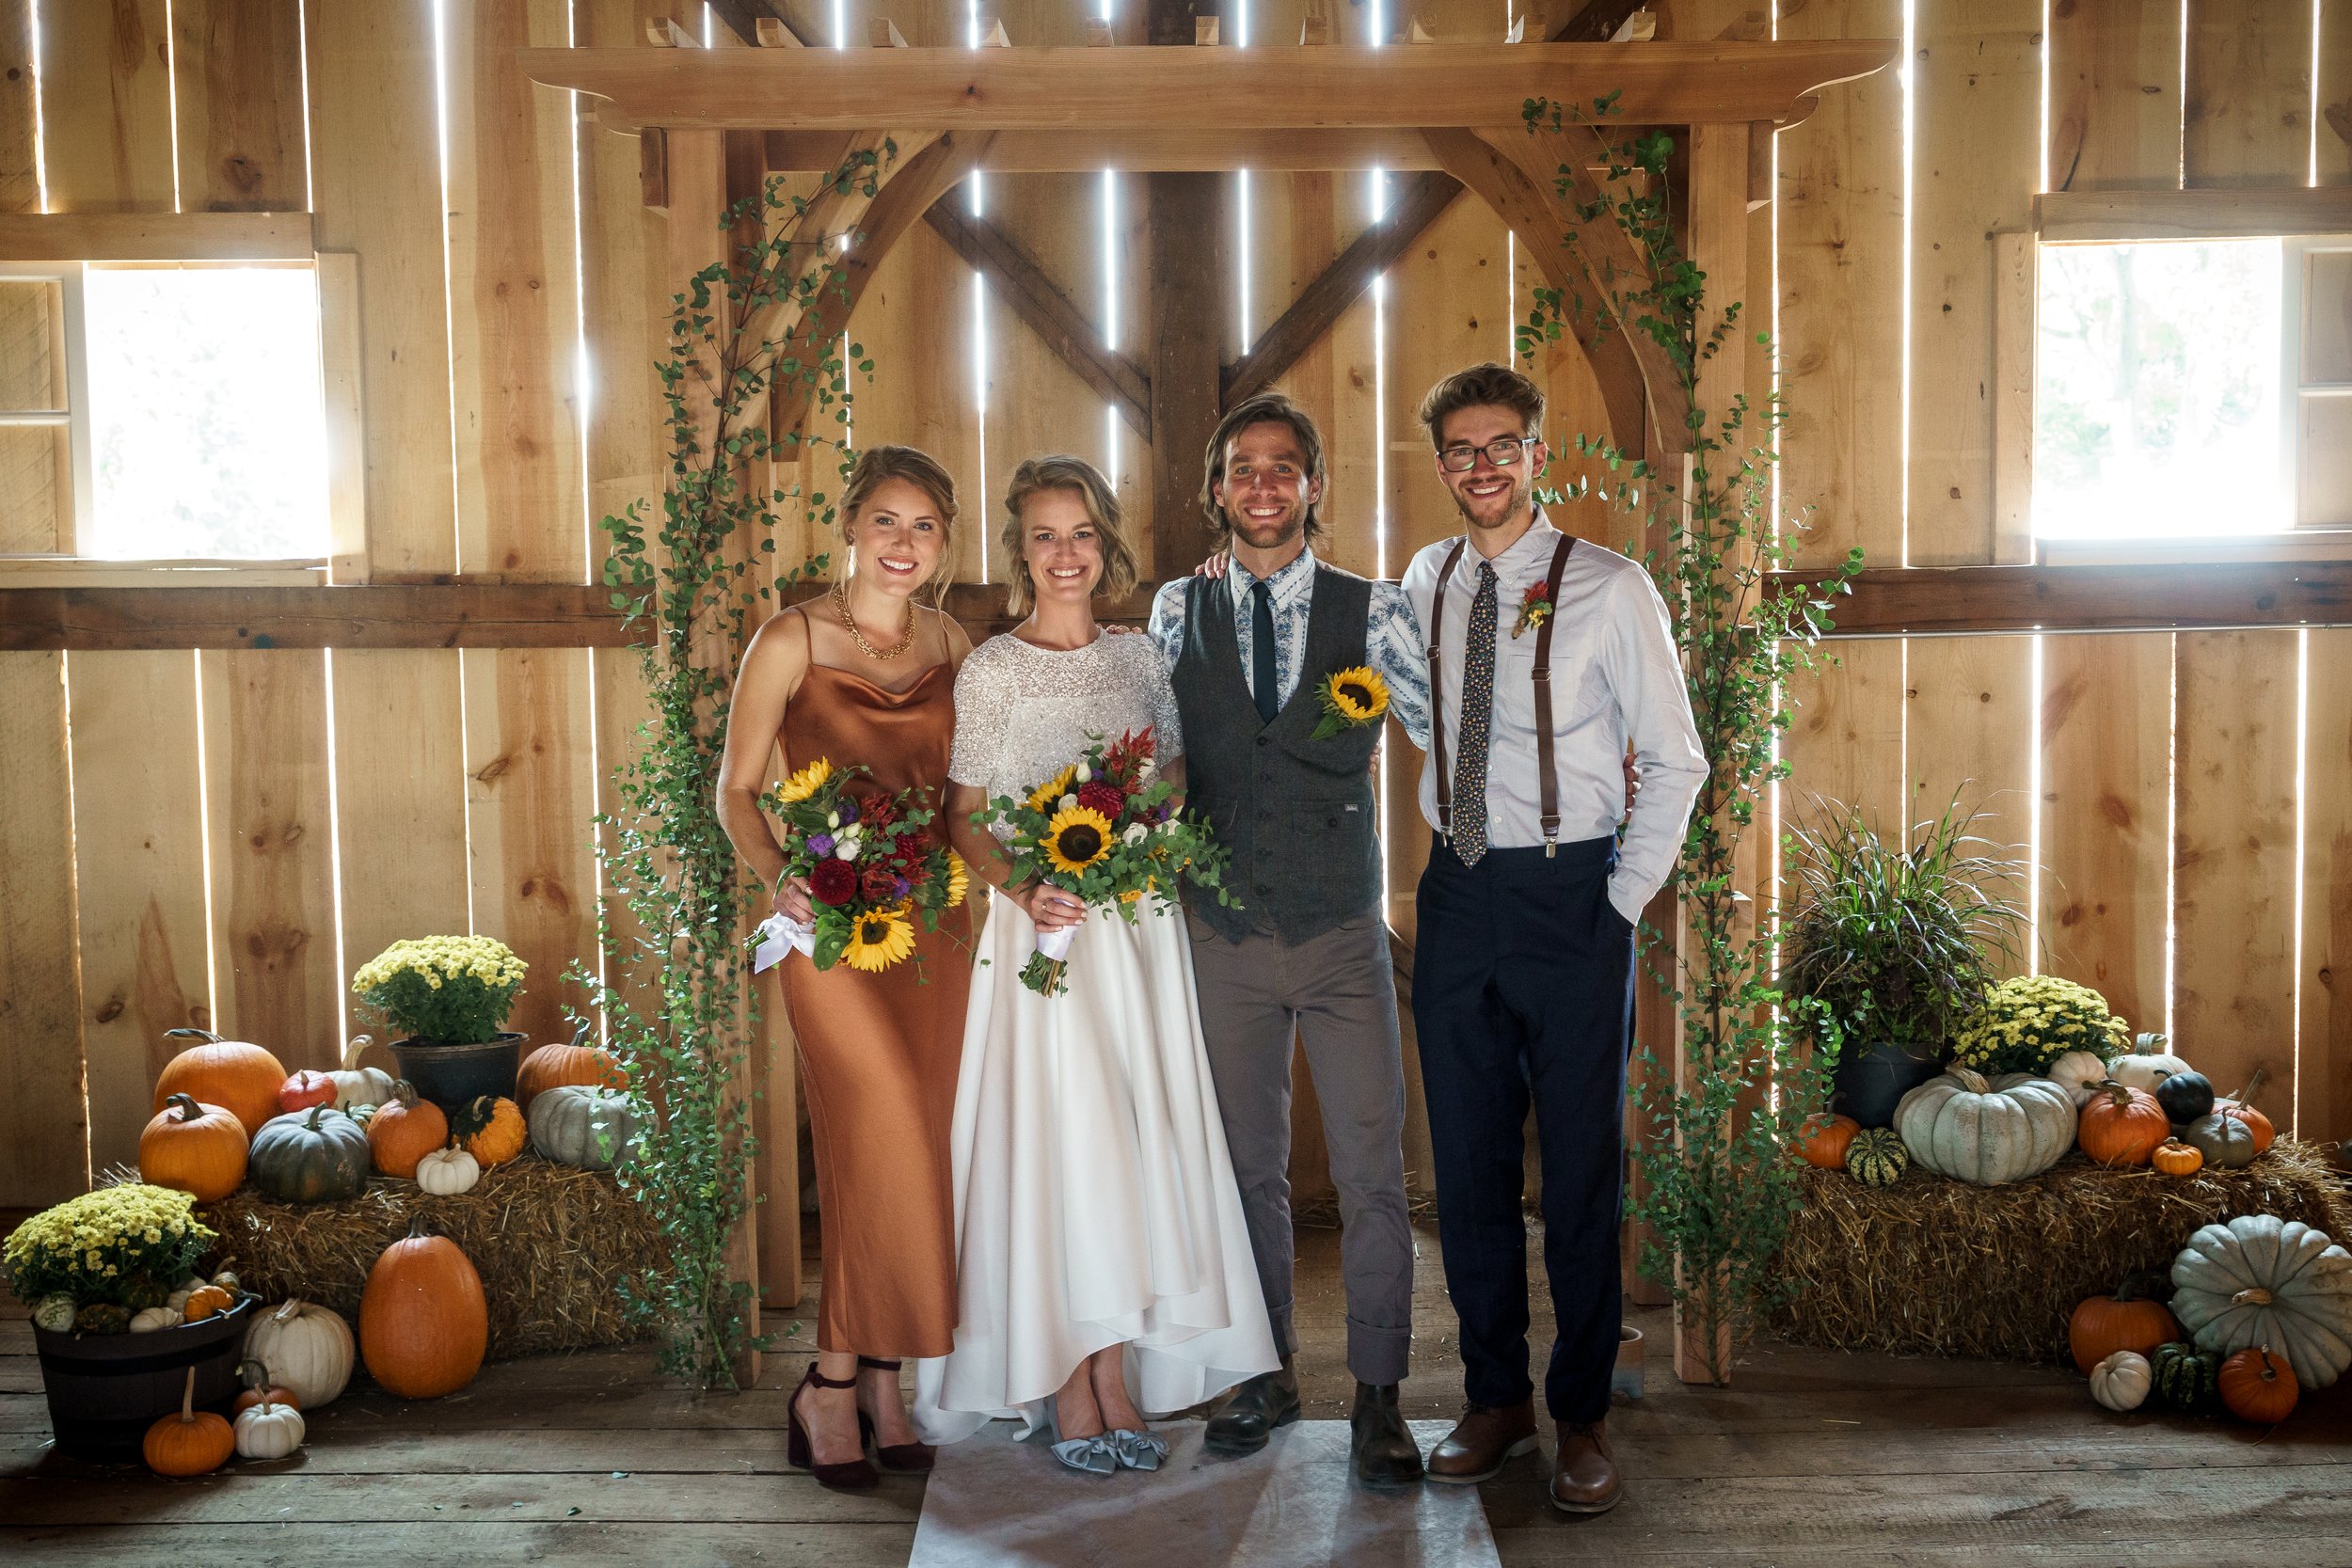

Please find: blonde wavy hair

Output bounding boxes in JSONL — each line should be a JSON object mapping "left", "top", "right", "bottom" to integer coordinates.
{"left": 837, "top": 444, "right": 961, "bottom": 599}
{"left": 997, "top": 454, "right": 1138, "bottom": 616}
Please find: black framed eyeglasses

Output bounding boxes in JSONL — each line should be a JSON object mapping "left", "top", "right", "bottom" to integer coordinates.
{"left": 1438, "top": 437, "right": 1537, "bottom": 472}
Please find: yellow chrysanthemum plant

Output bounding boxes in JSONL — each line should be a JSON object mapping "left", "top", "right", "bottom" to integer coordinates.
{"left": 755, "top": 757, "right": 969, "bottom": 975}
{"left": 1311, "top": 665, "right": 1391, "bottom": 740}
{"left": 352, "top": 935, "right": 529, "bottom": 1044}
{"left": 5, "top": 1184, "right": 215, "bottom": 1314}
{"left": 970, "top": 726, "right": 1235, "bottom": 996}
{"left": 1949, "top": 974, "right": 2132, "bottom": 1077}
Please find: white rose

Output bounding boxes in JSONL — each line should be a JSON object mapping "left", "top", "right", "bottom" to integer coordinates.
{"left": 1136, "top": 756, "right": 1156, "bottom": 780}
{"left": 834, "top": 836, "right": 861, "bottom": 863}
{"left": 1060, "top": 794, "right": 1079, "bottom": 812}
{"left": 1122, "top": 822, "right": 1148, "bottom": 845}
{"left": 1075, "top": 764, "right": 1092, "bottom": 784}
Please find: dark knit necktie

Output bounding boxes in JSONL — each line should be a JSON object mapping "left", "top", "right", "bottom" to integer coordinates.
{"left": 1452, "top": 562, "right": 1499, "bottom": 865}
{"left": 1249, "top": 578, "right": 1279, "bottom": 725}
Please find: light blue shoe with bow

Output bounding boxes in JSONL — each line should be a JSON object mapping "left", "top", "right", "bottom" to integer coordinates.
{"left": 1041, "top": 1399, "right": 1120, "bottom": 1477}
{"left": 1108, "top": 1429, "right": 1169, "bottom": 1472}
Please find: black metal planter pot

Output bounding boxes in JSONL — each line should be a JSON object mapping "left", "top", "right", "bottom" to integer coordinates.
{"left": 389, "top": 1032, "right": 526, "bottom": 1112}
{"left": 33, "top": 1296, "right": 256, "bottom": 1461}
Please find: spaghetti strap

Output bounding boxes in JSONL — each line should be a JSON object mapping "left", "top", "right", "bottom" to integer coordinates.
{"left": 797, "top": 601, "right": 816, "bottom": 661}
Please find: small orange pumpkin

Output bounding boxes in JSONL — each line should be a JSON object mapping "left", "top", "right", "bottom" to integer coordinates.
{"left": 1795, "top": 1112, "right": 1861, "bottom": 1170}
{"left": 367, "top": 1081, "right": 450, "bottom": 1180}
{"left": 455, "top": 1095, "right": 526, "bottom": 1167}
{"left": 279, "top": 1069, "right": 338, "bottom": 1115}
{"left": 2067, "top": 1278, "right": 2183, "bottom": 1376}
{"left": 2217, "top": 1343, "right": 2298, "bottom": 1425}
{"left": 232, "top": 1357, "right": 301, "bottom": 1414}
{"left": 138, "top": 1093, "right": 248, "bottom": 1202}
{"left": 358, "top": 1218, "right": 488, "bottom": 1399}
{"left": 2077, "top": 1080, "right": 2170, "bottom": 1168}
{"left": 154, "top": 1028, "right": 289, "bottom": 1139}
{"left": 516, "top": 1021, "right": 626, "bottom": 1111}
{"left": 182, "top": 1284, "right": 235, "bottom": 1323}
{"left": 143, "top": 1368, "right": 235, "bottom": 1477}
{"left": 2151, "top": 1138, "right": 2204, "bottom": 1178}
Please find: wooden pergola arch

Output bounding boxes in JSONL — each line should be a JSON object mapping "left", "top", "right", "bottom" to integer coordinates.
{"left": 528, "top": 37, "right": 1897, "bottom": 586}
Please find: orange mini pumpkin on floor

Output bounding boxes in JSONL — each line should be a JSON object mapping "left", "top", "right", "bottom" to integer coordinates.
{"left": 153, "top": 1028, "right": 289, "bottom": 1139}
{"left": 1795, "top": 1113, "right": 1861, "bottom": 1170}
{"left": 138, "top": 1093, "right": 248, "bottom": 1202}
{"left": 359, "top": 1218, "right": 488, "bottom": 1399}
{"left": 2217, "top": 1343, "right": 2298, "bottom": 1425}
{"left": 233, "top": 1358, "right": 301, "bottom": 1414}
{"left": 144, "top": 1369, "right": 235, "bottom": 1477}
{"left": 367, "top": 1081, "right": 450, "bottom": 1180}
{"left": 516, "top": 1020, "right": 626, "bottom": 1111}
{"left": 2067, "top": 1279, "right": 2183, "bottom": 1376}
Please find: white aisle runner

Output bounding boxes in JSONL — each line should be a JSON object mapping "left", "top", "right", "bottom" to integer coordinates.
{"left": 907, "top": 1419, "right": 1502, "bottom": 1568}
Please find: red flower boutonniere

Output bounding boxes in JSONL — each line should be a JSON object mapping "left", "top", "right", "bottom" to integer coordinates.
{"left": 1512, "top": 578, "right": 1555, "bottom": 639}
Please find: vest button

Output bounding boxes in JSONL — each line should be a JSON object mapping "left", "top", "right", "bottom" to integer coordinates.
{"left": 1255, "top": 735, "right": 1270, "bottom": 746}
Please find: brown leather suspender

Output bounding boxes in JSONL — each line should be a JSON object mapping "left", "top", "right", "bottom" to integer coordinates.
{"left": 1426, "top": 532, "right": 1577, "bottom": 854}
{"left": 1531, "top": 532, "right": 1575, "bottom": 857}
{"left": 1426, "top": 539, "right": 1468, "bottom": 836}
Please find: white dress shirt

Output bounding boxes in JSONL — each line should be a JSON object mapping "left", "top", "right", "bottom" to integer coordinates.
{"left": 1400, "top": 515, "right": 1708, "bottom": 924}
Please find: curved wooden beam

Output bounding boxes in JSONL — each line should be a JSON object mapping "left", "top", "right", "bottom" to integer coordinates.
{"left": 1422, "top": 127, "right": 1661, "bottom": 455}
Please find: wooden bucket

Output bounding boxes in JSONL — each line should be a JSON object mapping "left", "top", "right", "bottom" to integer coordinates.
{"left": 31, "top": 1297, "right": 255, "bottom": 1460}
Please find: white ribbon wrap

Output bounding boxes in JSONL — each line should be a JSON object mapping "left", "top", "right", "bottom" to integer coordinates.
{"left": 752, "top": 911, "right": 816, "bottom": 973}
{"left": 1031, "top": 924, "right": 1077, "bottom": 965}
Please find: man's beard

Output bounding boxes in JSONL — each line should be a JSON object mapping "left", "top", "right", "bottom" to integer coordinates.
{"left": 1452, "top": 471, "right": 1531, "bottom": 530}
{"left": 1225, "top": 502, "right": 1308, "bottom": 552}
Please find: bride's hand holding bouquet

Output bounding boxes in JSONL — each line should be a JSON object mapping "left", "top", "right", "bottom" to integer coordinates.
{"left": 754, "top": 757, "right": 969, "bottom": 975}
{"left": 971, "top": 726, "right": 1232, "bottom": 996}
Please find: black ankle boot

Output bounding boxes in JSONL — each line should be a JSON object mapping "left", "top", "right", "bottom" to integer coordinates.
{"left": 1203, "top": 1363, "right": 1301, "bottom": 1456}
{"left": 1350, "top": 1382, "right": 1424, "bottom": 1489}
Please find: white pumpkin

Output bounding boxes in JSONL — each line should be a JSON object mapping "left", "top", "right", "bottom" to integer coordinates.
{"left": 2108, "top": 1034, "right": 2192, "bottom": 1094}
{"left": 232, "top": 1395, "right": 306, "bottom": 1461}
{"left": 2170, "top": 1214, "right": 2352, "bottom": 1389}
{"left": 129, "top": 1306, "right": 184, "bottom": 1334}
{"left": 1893, "top": 1069, "right": 2077, "bottom": 1186}
{"left": 2045, "top": 1050, "right": 2111, "bottom": 1108}
{"left": 2089, "top": 1350, "right": 2151, "bottom": 1412}
{"left": 244, "top": 1299, "right": 356, "bottom": 1408}
{"left": 415, "top": 1145, "right": 481, "bottom": 1196}
{"left": 327, "top": 1034, "right": 397, "bottom": 1112}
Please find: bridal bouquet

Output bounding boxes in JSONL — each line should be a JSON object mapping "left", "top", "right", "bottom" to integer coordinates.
{"left": 754, "top": 758, "right": 969, "bottom": 974}
{"left": 971, "top": 727, "right": 1231, "bottom": 996}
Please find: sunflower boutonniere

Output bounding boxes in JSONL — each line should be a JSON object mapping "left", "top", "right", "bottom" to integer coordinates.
{"left": 1311, "top": 666, "right": 1391, "bottom": 740}
{"left": 1512, "top": 578, "right": 1555, "bottom": 639}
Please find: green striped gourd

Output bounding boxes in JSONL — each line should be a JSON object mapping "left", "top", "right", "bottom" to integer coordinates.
{"left": 1845, "top": 1128, "right": 1908, "bottom": 1187}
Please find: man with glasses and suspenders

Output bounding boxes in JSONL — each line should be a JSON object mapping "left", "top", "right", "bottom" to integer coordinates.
{"left": 1401, "top": 363, "right": 1706, "bottom": 1514}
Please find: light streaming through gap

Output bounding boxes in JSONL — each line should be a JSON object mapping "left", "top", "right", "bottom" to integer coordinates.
{"left": 564, "top": 0, "right": 609, "bottom": 1030}
{"left": 970, "top": 3, "right": 988, "bottom": 582}
{"left": 322, "top": 648, "right": 351, "bottom": 1048}
{"left": 1103, "top": 167, "right": 1120, "bottom": 479}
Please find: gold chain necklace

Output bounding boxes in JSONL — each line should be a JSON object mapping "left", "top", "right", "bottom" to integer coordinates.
{"left": 832, "top": 579, "right": 916, "bottom": 661}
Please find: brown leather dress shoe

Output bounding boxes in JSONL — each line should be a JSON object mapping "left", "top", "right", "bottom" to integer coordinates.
{"left": 1549, "top": 1418, "right": 1623, "bottom": 1514}
{"left": 1424, "top": 1400, "right": 1537, "bottom": 1484}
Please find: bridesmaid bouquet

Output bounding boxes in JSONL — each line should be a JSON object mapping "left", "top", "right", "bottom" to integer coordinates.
{"left": 755, "top": 758, "right": 970, "bottom": 974}
{"left": 970, "top": 727, "right": 1232, "bottom": 997}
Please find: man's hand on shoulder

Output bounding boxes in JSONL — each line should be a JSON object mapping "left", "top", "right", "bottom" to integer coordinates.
{"left": 1195, "top": 550, "right": 1231, "bottom": 580}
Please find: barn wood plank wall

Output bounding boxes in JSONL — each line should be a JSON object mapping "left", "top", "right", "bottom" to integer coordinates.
{"left": 3, "top": 0, "right": 2349, "bottom": 1243}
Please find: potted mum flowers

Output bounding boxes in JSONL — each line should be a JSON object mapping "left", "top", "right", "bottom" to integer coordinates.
{"left": 352, "top": 935, "right": 531, "bottom": 1111}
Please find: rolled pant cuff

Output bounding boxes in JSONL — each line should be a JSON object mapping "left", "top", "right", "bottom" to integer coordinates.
{"left": 1346, "top": 1318, "right": 1411, "bottom": 1387}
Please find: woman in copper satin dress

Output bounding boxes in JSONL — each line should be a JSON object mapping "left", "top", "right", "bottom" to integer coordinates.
{"left": 716, "top": 446, "right": 975, "bottom": 1492}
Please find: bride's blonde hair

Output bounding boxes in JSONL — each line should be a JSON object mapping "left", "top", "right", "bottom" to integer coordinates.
{"left": 998, "top": 454, "right": 1138, "bottom": 616}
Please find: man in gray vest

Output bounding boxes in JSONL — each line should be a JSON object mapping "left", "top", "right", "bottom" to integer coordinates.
{"left": 1146, "top": 393, "right": 1432, "bottom": 1489}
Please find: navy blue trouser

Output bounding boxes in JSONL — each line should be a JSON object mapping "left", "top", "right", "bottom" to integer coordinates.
{"left": 1412, "top": 833, "right": 1635, "bottom": 1425}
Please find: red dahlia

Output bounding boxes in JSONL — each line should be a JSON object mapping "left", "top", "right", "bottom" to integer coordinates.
{"left": 809, "top": 858, "right": 858, "bottom": 906}
{"left": 1077, "top": 781, "right": 1126, "bottom": 820}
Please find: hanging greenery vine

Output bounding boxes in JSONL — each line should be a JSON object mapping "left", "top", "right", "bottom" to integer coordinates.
{"left": 571, "top": 144, "right": 900, "bottom": 1388}
{"left": 1518, "top": 98, "right": 1865, "bottom": 1380}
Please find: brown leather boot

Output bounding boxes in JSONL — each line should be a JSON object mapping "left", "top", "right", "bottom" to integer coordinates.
{"left": 1424, "top": 1400, "right": 1537, "bottom": 1484}
{"left": 1549, "top": 1418, "right": 1622, "bottom": 1514}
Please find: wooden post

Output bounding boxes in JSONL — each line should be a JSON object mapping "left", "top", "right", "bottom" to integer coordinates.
{"left": 1144, "top": 0, "right": 1232, "bottom": 582}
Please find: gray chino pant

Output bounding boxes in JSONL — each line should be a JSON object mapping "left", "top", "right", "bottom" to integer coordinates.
{"left": 1186, "top": 907, "right": 1415, "bottom": 1386}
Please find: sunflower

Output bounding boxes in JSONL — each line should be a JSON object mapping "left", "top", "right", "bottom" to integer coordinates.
{"left": 1326, "top": 666, "right": 1389, "bottom": 721}
{"left": 1025, "top": 764, "right": 1078, "bottom": 814}
{"left": 943, "top": 850, "right": 971, "bottom": 906}
{"left": 1041, "top": 804, "right": 1115, "bottom": 875}
{"left": 841, "top": 902, "right": 917, "bottom": 973}
{"left": 775, "top": 757, "right": 834, "bottom": 805}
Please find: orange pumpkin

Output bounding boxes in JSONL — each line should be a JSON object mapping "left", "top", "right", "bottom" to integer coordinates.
{"left": 367, "top": 1081, "right": 450, "bottom": 1180}
{"left": 183, "top": 1284, "right": 235, "bottom": 1323}
{"left": 279, "top": 1069, "right": 338, "bottom": 1115}
{"left": 358, "top": 1218, "right": 488, "bottom": 1398}
{"left": 455, "top": 1095, "right": 527, "bottom": 1167}
{"left": 2217, "top": 1343, "right": 2298, "bottom": 1425}
{"left": 154, "top": 1028, "right": 289, "bottom": 1139}
{"left": 2215, "top": 1067, "right": 2278, "bottom": 1156}
{"left": 2151, "top": 1138, "right": 2204, "bottom": 1177}
{"left": 516, "top": 1022, "right": 626, "bottom": 1110}
{"left": 2067, "top": 1280, "right": 2183, "bottom": 1376}
{"left": 144, "top": 1368, "right": 235, "bottom": 1477}
{"left": 2077, "top": 1080, "right": 2170, "bottom": 1168}
{"left": 1795, "top": 1113, "right": 1861, "bottom": 1170}
{"left": 233, "top": 1358, "right": 300, "bottom": 1415}
{"left": 138, "top": 1093, "right": 248, "bottom": 1202}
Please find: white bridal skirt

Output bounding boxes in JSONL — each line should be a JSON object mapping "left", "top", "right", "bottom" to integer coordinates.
{"left": 914, "top": 889, "right": 1279, "bottom": 1443}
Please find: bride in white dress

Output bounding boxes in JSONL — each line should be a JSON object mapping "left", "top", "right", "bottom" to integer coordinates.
{"left": 916, "top": 454, "right": 1278, "bottom": 1469}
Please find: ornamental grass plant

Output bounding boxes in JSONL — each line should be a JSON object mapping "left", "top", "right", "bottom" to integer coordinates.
{"left": 1781, "top": 792, "right": 2029, "bottom": 1064}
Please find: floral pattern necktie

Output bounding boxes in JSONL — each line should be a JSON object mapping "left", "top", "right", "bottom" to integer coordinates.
{"left": 1451, "top": 562, "right": 1498, "bottom": 866}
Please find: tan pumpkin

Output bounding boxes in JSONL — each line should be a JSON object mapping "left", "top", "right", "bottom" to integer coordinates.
{"left": 138, "top": 1093, "right": 248, "bottom": 1202}
{"left": 154, "top": 1028, "right": 288, "bottom": 1139}
{"left": 367, "top": 1081, "right": 449, "bottom": 1180}
{"left": 1794, "top": 1113, "right": 1861, "bottom": 1170}
{"left": 144, "top": 1368, "right": 234, "bottom": 1477}
{"left": 516, "top": 1020, "right": 626, "bottom": 1110}
{"left": 358, "top": 1218, "right": 488, "bottom": 1399}
{"left": 2076, "top": 1080, "right": 2170, "bottom": 1167}
{"left": 455, "top": 1095, "right": 526, "bottom": 1167}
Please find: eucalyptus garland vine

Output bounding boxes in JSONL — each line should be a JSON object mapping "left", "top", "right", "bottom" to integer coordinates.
{"left": 1518, "top": 98, "right": 1865, "bottom": 1381}
{"left": 571, "top": 145, "right": 899, "bottom": 1388}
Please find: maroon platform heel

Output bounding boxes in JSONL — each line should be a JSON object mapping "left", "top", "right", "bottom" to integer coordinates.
{"left": 856, "top": 1355, "right": 937, "bottom": 1475}
{"left": 788, "top": 1363, "right": 880, "bottom": 1491}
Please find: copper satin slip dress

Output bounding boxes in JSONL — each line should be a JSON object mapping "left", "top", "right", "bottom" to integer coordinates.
{"left": 777, "top": 641, "right": 975, "bottom": 1358}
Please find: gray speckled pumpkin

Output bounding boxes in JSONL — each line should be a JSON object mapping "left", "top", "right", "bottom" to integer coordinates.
{"left": 527, "top": 1085, "right": 637, "bottom": 1171}
{"left": 1893, "top": 1069, "right": 2077, "bottom": 1186}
